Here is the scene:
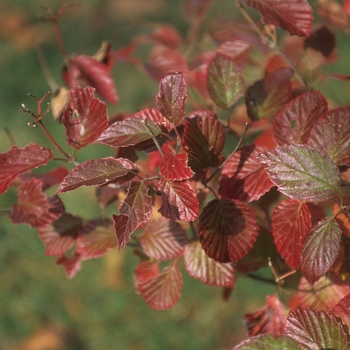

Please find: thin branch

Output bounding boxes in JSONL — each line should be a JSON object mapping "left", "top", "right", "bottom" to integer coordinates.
{"left": 35, "top": 46, "right": 59, "bottom": 91}
{"left": 142, "top": 119, "right": 165, "bottom": 156}
{"left": 4, "top": 127, "right": 16, "bottom": 146}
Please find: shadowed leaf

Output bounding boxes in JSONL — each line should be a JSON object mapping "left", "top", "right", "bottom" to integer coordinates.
{"left": 331, "top": 293, "right": 350, "bottom": 328}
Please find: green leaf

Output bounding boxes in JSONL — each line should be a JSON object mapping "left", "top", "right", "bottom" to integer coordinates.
{"left": 234, "top": 334, "right": 300, "bottom": 350}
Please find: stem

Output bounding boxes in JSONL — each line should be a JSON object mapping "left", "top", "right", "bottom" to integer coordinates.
{"left": 4, "top": 127, "right": 16, "bottom": 145}
{"left": 142, "top": 119, "right": 165, "bottom": 156}
{"left": 35, "top": 46, "right": 59, "bottom": 90}
{"left": 53, "top": 17, "right": 67, "bottom": 58}
{"left": 0, "top": 208, "right": 11, "bottom": 215}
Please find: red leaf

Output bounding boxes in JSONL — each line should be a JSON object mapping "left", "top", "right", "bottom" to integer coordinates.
{"left": 219, "top": 145, "right": 274, "bottom": 202}
{"left": 245, "top": 68, "right": 291, "bottom": 121}
{"left": 38, "top": 213, "right": 83, "bottom": 256}
{"left": 134, "top": 261, "right": 159, "bottom": 284}
{"left": 64, "top": 54, "right": 118, "bottom": 104}
{"left": 62, "top": 86, "right": 109, "bottom": 150}
{"left": 285, "top": 309, "right": 348, "bottom": 349}
{"left": 95, "top": 186, "right": 119, "bottom": 209}
{"left": 57, "top": 157, "right": 138, "bottom": 193}
{"left": 217, "top": 40, "right": 253, "bottom": 63}
{"left": 300, "top": 217, "right": 342, "bottom": 284}
{"left": 198, "top": 199, "right": 259, "bottom": 263}
{"left": 0, "top": 143, "right": 53, "bottom": 194}
{"left": 244, "top": 295, "right": 287, "bottom": 336}
{"left": 331, "top": 293, "right": 350, "bottom": 328}
{"left": 159, "top": 153, "right": 194, "bottom": 181}
{"left": 307, "top": 107, "right": 350, "bottom": 166}
{"left": 139, "top": 217, "right": 188, "bottom": 260}
{"left": 183, "top": 115, "right": 225, "bottom": 173}
{"left": 132, "top": 108, "right": 172, "bottom": 132}
{"left": 76, "top": 219, "right": 117, "bottom": 259}
{"left": 183, "top": 240, "right": 235, "bottom": 287}
{"left": 271, "top": 199, "right": 311, "bottom": 270}
{"left": 155, "top": 178, "right": 199, "bottom": 222}
{"left": 56, "top": 252, "right": 82, "bottom": 279}
{"left": 113, "top": 181, "right": 152, "bottom": 250}
{"left": 9, "top": 179, "right": 65, "bottom": 228}
{"left": 241, "top": 0, "right": 313, "bottom": 37}
{"left": 272, "top": 91, "right": 328, "bottom": 146}
{"left": 137, "top": 263, "right": 182, "bottom": 310}
{"left": 151, "top": 26, "right": 181, "bottom": 50}
{"left": 207, "top": 53, "right": 245, "bottom": 110}
{"left": 190, "top": 64, "right": 210, "bottom": 99}
{"left": 304, "top": 26, "right": 336, "bottom": 58}
{"left": 289, "top": 274, "right": 350, "bottom": 312}
{"left": 155, "top": 72, "right": 187, "bottom": 127}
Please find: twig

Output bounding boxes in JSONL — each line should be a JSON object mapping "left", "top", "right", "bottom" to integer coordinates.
{"left": 142, "top": 119, "right": 165, "bottom": 156}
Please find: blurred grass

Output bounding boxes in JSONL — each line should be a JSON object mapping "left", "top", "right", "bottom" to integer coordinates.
{"left": 1, "top": 0, "right": 350, "bottom": 349}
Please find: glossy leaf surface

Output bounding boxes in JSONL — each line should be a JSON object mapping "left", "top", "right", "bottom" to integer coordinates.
{"left": 219, "top": 145, "right": 274, "bottom": 202}
{"left": 62, "top": 86, "right": 108, "bottom": 150}
{"left": 183, "top": 240, "right": 234, "bottom": 287}
{"left": 300, "top": 217, "right": 342, "bottom": 284}
{"left": 57, "top": 157, "right": 138, "bottom": 193}
{"left": 273, "top": 91, "right": 328, "bottom": 146}
{"left": 139, "top": 218, "right": 188, "bottom": 260}
{"left": 271, "top": 199, "right": 311, "bottom": 270}
{"left": 198, "top": 199, "right": 259, "bottom": 263}
{"left": 241, "top": 0, "right": 313, "bottom": 37}
{"left": 159, "top": 153, "right": 194, "bottom": 181}
{"left": 256, "top": 144, "right": 340, "bottom": 201}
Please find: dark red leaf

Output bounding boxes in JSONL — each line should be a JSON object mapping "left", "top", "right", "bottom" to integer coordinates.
{"left": 95, "top": 186, "right": 119, "bottom": 209}
{"left": 271, "top": 199, "right": 311, "bottom": 270}
{"left": 155, "top": 178, "right": 199, "bottom": 222}
{"left": 331, "top": 293, "right": 350, "bottom": 327}
{"left": 159, "top": 153, "right": 194, "bottom": 181}
{"left": 113, "top": 181, "right": 152, "bottom": 250}
{"left": 300, "top": 217, "right": 342, "bottom": 284}
{"left": 219, "top": 145, "right": 274, "bottom": 202}
{"left": 9, "top": 179, "right": 65, "bottom": 228}
{"left": 272, "top": 91, "right": 328, "bottom": 146}
{"left": 76, "top": 219, "right": 117, "bottom": 259}
{"left": 38, "top": 213, "right": 83, "bottom": 256}
{"left": 304, "top": 26, "right": 336, "bottom": 58}
{"left": 64, "top": 54, "right": 118, "bottom": 104}
{"left": 245, "top": 68, "right": 291, "bottom": 121}
{"left": 190, "top": 64, "right": 210, "bottom": 99}
{"left": 56, "top": 252, "right": 82, "bottom": 279}
{"left": 256, "top": 144, "right": 340, "bottom": 201}
{"left": 285, "top": 309, "right": 348, "bottom": 349}
{"left": 217, "top": 40, "right": 253, "bottom": 64}
{"left": 132, "top": 108, "right": 172, "bottom": 132}
{"left": 307, "top": 107, "right": 350, "bottom": 166}
{"left": 289, "top": 274, "right": 350, "bottom": 312}
{"left": 155, "top": 72, "right": 187, "bottom": 127}
{"left": 198, "top": 199, "right": 259, "bottom": 263}
{"left": 62, "top": 86, "right": 109, "bottom": 150}
{"left": 0, "top": 143, "right": 53, "bottom": 194}
{"left": 137, "top": 263, "right": 182, "bottom": 310}
{"left": 139, "top": 217, "right": 188, "bottom": 260}
{"left": 234, "top": 334, "right": 300, "bottom": 349}
{"left": 183, "top": 115, "right": 225, "bottom": 172}
{"left": 207, "top": 53, "right": 245, "bottom": 110}
{"left": 183, "top": 240, "right": 234, "bottom": 287}
{"left": 134, "top": 261, "right": 159, "bottom": 284}
{"left": 244, "top": 295, "right": 287, "bottom": 336}
{"left": 57, "top": 157, "right": 138, "bottom": 193}
{"left": 241, "top": 0, "right": 313, "bottom": 37}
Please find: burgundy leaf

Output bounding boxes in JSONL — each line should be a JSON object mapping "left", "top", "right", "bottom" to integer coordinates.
{"left": 256, "top": 144, "right": 340, "bottom": 201}
{"left": 198, "top": 199, "right": 259, "bottom": 263}
{"left": 76, "top": 219, "right": 117, "bottom": 259}
{"left": 190, "top": 63, "right": 210, "bottom": 99}
{"left": 234, "top": 334, "right": 300, "bottom": 350}
{"left": 95, "top": 186, "right": 119, "bottom": 209}
{"left": 9, "top": 179, "right": 65, "bottom": 228}
{"left": 285, "top": 309, "right": 348, "bottom": 350}
{"left": 113, "top": 181, "right": 152, "bottom": 250}
{"left": 139, "top": 217, "right": 188, "bottom": 260}
{"left": 241, "top": 0, "right": 313, "bottom": 37}
{"left": 134, "top": 261, "right": 159, "bottom": 284}
{"left": 155, "top": 72, "right": 187, "bottom": 127}
{"left": 183, "top": 115, "right": 225, "bottom": 173}
{"left": 331, "top": 293, "right": 350, "bottom": 327}
{"left": 62, "top": 86, "right": 109, "bottom": 149}
{"left": 307, "top": 107, "right": 350, "bottom": 166}
{"left": 183, "top": 240, "right": 234, "bottom": 287}
{"left": 155, "top": 178, "right": 199, "bottom": 222}
{"left": 137, "top": 263, "right": 182, "bottom": 310}
{"left": 289, "top": 274, "right": 350, "bottom": 312}
{"left": 244, "top": 295, "right": 287, "bottom": 336}
{"left": 219, "top": 145, "right": 274, "bottom": 202}
{"left": 207, "top": 53, "right": 245, "bottom": 110}
{"left": 64, "top": 54, "right": 118, "bottom": 104}
{"left": 272, "top": 91, "right": 328, "bottom": 146}
{"left": 0, "top": 143, "right": 53, "bottom": 194}
{"left": 57, "top": 157, "right": 138, "bottom": 193}
{"left": 271, "top": 199, "right": 312, "bottom": 270}
{"left": 132, "top": 108, "right": 172, "bottom": 132}
{"left": 304, "top": 26, "right": 336, "bottom": 58}
{"left": 300, "top": 217, "right": 342, "bottom": 284}
{"left": 96, "top": 117, "right": 163, "bottom": 151}
{"left": 217, "top": 40, "right": 253, "bottom": 63}
{"left": 245, "top": 68, "right": 291, "bottom": 121}
{"left": 56, "top": 252, "right": 82, "bottom": 279}
{"left": 159, "top": 153, "right": 194, "bottom": 181}
{"left": 38, "top": 213, "right": 83, "bottom": 256}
